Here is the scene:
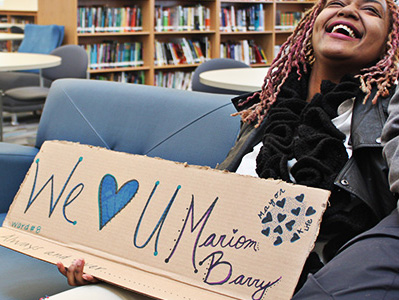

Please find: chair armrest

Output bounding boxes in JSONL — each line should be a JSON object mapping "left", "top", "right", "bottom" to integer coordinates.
{"left": 0, "top": 143, "right": 38, "bottom": 214}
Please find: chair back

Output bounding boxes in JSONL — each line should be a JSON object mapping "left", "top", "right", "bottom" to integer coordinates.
{"left": 37, "top": 79, "right": 241, "bottom": 168}
{"left": 18, "top": 24, "right": 64, "bottom": 54}
{"left": 17, "top": 24, "right": 64, "bottom": 74}
{"left": 191, "top": 58, "right": 251, "bottom": 95}
{"left": 43, "top": 45, "right": 88, "bottom": 81}
{"left": 10, "top": 26, "right": 24, "bottom": 34}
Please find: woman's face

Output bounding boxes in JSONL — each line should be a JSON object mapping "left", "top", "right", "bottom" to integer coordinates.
{"left": 312, "top": 0, "right": 391, "bottom": 72}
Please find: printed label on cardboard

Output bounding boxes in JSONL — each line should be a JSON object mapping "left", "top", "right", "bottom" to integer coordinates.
{"left": 0, "top": 141, "right": 329, "bottom": 300}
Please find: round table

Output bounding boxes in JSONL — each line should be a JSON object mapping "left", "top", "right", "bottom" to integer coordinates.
{"left": 0, "top": 52, "right": 61, "bottom": 71}
{"left": 199, "top": 67, "right": 269, "bottom": 92}
{"left": 0, "top": 52, "right": 62, "bottom": 140}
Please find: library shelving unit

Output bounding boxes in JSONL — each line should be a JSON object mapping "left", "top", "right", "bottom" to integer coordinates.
{"left": 0, "top": 10, "right": 37, "bottom": 51}
{"left": 0, "top": 10, "right": 37, "bottom": 24}
{"left": 37, "top": 0, "right": 315, "bottom": 87}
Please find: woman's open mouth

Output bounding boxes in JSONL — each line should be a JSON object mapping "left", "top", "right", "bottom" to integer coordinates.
{"left": 326, "top": 22, "right": 362, "bottom": 39}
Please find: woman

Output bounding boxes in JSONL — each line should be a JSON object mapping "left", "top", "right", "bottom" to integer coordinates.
{"left": 219, "top": 0, "right": 399, "bottom": 264}
{"left": 52, "top": 0, "right": 399, "bottom": 297}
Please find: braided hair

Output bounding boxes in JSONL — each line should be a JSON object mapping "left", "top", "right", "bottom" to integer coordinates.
{"left": 238, "top": 0, "right": 399, "bottom": 126}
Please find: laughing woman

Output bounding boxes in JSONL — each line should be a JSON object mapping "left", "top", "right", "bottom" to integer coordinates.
{"left": 51, "top": 0, "right": 399, "bottom": 298}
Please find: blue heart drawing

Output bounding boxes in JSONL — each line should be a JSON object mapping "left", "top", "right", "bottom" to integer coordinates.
{"left": 273, "top": 225, "right": 283, "bottom": 234}
{"left": 285, "top": 220, "right": 296, "bottom": 231}
{"left": 261, "top": 227, "right": 270, "bottom": 237}
{"left": 295, "top": 194, "right": 304, "bottom": 202}
{"left": 274, "top": 236, "right": 283, "bottom": 246}
{"left": 291, "top": 233, "right": 300, "bottom": 243}
{"left": 262, "top": 212, "right": 273, "bottom": 224}
{"left": 306, "top": 206, "right": 316, "bottom": 216}
{"left": 276, "top": 198, "right": 286, "bottom": 208}
{"left": 98, "top": 174, "right": 139, "bottom": 230}
{"left": 277, "top": 213, "right": 287, "bottom": 222}
{"left": 291, "top": 207, "right": 301, "bottom": 216}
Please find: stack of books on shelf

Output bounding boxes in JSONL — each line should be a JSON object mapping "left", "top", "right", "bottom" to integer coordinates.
{"left": 220, "top": 4, "right": 265, "bottom": 32}
{"left": 154, "top": 37, "right": 210, "bottom": 66}
{"left": 154, "top": 71, "right": 193, "bottom": 90}
{"left": 220, "top": 40, "right": 267, "bottom": 65}
{"left": 91, "top": 71, "right": 145, "bottom": 84}
{"left": 275, "top": 11, "right": 304, "bottom": 31}
{"left": 10, "top": 17, "right": 33, "bottom": 24}
{"left": 155, "top": 4, "right": 210, "bottom": 32}
{"left": 77, "top": 5, "right": 143, "bottom": 33}
{"left": 82, "top": 42, "right": 143, "bottom": 70}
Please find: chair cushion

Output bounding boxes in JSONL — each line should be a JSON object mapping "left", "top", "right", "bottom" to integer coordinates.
{"left": 4, "top": 86, "right": 49, "bottom": 102}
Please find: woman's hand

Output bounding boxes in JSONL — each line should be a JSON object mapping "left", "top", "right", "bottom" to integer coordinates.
{"left": 57, "top": 259, "right": 100, "bottom": 286}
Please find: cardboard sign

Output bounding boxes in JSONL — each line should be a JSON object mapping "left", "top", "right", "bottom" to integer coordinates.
{"left": 0, "top": 141, "right": 329, "bottom": 300}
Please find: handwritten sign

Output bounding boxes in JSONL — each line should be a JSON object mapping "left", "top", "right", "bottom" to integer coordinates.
{"left": 0, "top": 141, "right": 329, "bottom": 300}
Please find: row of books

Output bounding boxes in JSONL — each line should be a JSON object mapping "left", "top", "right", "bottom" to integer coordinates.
{"left": 220, "top": 40, "right": 267, "bottom": 65}
{"left": 9, "top": 17, "right": 34, "bottom": 24}
{"left": 91, "top": 71, "right": 146, "bottom": 84}
{"left": 275, "top": 11, "right": 304, "bottom": 30}
{"left": 154, "top": 37, "right": 211, "bottom": 66}
{"left": 82, "top": 42, "right": 143, "bottom": 70}
{"left": 154, "top": 71, "right": 193, "bottom": 90}
{"left": 77, "top": 6, "right": 143, "bottom": 33}
{"left": 220, "top": 4, "right": 265, "bottom": 32}
{"left": 155, "top": 5, "right": 211, "bottom": 32}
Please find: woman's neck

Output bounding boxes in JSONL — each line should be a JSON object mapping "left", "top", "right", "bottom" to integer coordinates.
{"left": 307, "top": 61, "right": 355, "bottom": 101}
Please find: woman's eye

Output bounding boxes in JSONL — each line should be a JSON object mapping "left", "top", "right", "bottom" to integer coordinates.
{"left": 326, "top": 1, "right": 345, "bottom": 7}
{"left": 364, "top": 6, "right": 382, "bottom": 16}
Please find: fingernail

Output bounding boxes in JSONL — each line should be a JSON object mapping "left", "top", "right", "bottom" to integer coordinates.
{"left": 76, "top": 259, "right": 82, "bottom": 267}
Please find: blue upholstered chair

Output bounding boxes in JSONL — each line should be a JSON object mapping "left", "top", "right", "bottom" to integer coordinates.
{"left": 0, "top": 79, "right": 241, "bottom": 300}
{"left": 18, "top": 24, "right": 65, "bottom": 69}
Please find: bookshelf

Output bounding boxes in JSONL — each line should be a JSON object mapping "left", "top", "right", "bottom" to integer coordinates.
{"left": 0, "top": 10, "right": 37, "bottom": 51}
{"left": 37, "top": 0, "right": 315, "bottom": 88}
{"left": 0, "top": 10, "right": 36, "bottom": 24}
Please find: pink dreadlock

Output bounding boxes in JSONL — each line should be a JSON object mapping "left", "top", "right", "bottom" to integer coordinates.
{"left": 237, "top": 0, "right": 399, "bottom": 127}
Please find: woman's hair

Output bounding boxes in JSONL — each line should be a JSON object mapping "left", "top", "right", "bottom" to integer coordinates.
{"left": 238, "top": 0, "right": 399, "bottom": 126}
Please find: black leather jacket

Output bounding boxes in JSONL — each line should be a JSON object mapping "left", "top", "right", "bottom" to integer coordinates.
{"left": 218, "top": 88, "right": 397, "bottom": 222}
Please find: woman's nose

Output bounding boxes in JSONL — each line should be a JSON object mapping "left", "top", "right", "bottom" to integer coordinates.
{"left": 337, "top": 4, "right": 360, "bottom": 19}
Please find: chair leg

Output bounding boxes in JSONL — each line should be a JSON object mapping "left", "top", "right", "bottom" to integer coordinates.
{"left": 11, "top": 113, "right": 19, "bottom": 126}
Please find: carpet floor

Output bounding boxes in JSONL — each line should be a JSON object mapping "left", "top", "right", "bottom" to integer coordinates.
{"left": 3, "top": 113, "right": 39, "bottom": 146}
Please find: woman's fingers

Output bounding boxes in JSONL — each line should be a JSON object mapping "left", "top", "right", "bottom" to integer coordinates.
{"left": 82, "top": 273, "right": 100, "bottom": 283}
{"left": 71, "top": 259, "right": 89, "bottom": 286}
{"left": 56, "top": 262, "right": 67, "bottom": 277}
{"left": 56, "top": 259, "right": 97, "bottom": 286}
